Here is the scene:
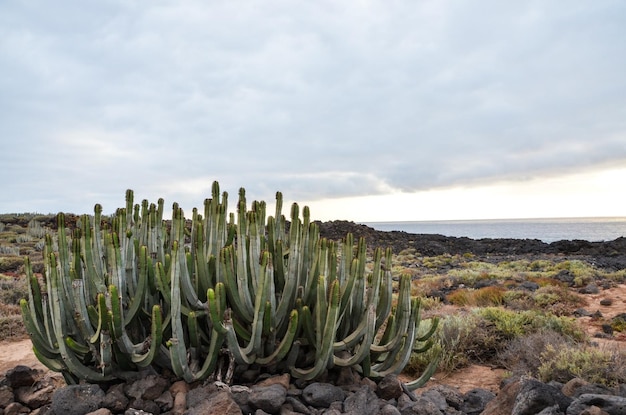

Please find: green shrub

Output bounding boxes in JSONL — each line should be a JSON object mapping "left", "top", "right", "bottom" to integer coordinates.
{"left": 498, "top": 329, "right": 575, "bottom": 377}
{"left": 538, "top": 345, "right": 626, "bottom": 386}
{"left": 408, "top": 312, "right": 498, "bottom": 374}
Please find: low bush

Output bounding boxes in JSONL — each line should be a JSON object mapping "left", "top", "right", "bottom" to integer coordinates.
{"left": 0, "top": 256, "right": 23, "bottom": 273}
{"left": 498, "top": 329, "right": 575, "bottom": 377}
{"left": 538, "top": 345, "right": 626, "bottom": 386}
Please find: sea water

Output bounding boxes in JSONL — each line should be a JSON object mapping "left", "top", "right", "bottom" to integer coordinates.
{"left": 363, "top": 217, "right": 626, "bottom": 243}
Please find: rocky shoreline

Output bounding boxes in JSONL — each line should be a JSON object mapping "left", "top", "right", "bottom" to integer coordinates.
{"left": 317, "top": 220, "right": 626, "bottom": 270}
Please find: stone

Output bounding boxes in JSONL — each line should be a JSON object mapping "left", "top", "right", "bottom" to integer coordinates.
{"left": 599, "top": 298, "right": 613, "bottom": 306}
{"left": 129, "top": 398, "right": 160, "bottom": 414}
{"left": 102, "top": 383, "right": 129, "bottom": 413}
{"left": 343, "top": 385, "right": 380, "bottom": 415}
{"left": 4, "top": 367, "right": 39, "bottom": 389}
{"left": 124, "top": 374, "right": 169, "bottom": 401}
{"left": 51, "top": 384, "right": 105, "bottom": 415}
{"left": 579, "top": 284, "right": 600, "bottom": 295}
{"left": 460, "top": 388, "right": 495, "bottom": 415}
{"left": 536, "top": 404, "right": 564, "bottom": 415}
{"left": 377, "top": 374, "right": 403, "bottom": 400}
{"left": 419, "top": 389, "right": 448, "bottom": 412}
{"left": 186, "top": 390, "right": 242, "bottom": 415}
{"left": 580, "top": 406, "right": 610, "bottom": 415}
{"left": 399, "top": 396, "right": 443, "bottom": 415}
{"left": 256, "top": 374, "right": 290, "bottom": 391}
{"left": 14, "top": 383, "right": 55, "bottom": 409}
{"left": 3, "top": 401, "right": 30, "bottom": 415}
{"left": 301, "top": 382, "right": 345, "bottom": 408}
{"left": 186, "top": 384, "right": 218, "bottom": 409}
{"left": 428, "top": 385, "right": 464, "bottom": 410}
{"left": 379, "top": 403, "right": 402, "bottom": 415}
{"left": 566, "top": 394, "right": 626, "bottom": 415}
{"left": 512, "top": 378, "right": 572, "bottom": 415}
{"left": 155, "top": 390, "right": 173, "bottom": 412}
{"left": 248, "top": 384, "right": 287, "bottom": 414}
{"left": 0, "top": 385, "right": 14, "bottom": 408}
{"left": 563, "top": 378, "right": 591, "bottom": 397}
{"left": 284, "top": 396, "right": 311, "bottom": 414}
{"left": 124, "top": 409, "right": 152, "bottom": 415}
{"left": 86, "top": 409, "right": 113, "bottom": 415}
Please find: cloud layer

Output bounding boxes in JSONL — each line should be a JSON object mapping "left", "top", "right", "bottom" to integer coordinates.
{"left": 1, "top": 1, "right": 625, "bottom": 215}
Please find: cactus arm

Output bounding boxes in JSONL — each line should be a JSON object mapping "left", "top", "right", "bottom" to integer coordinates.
{"left": 403, "top": 355, "right": 441, "bottom": 391}
{"left": 32, "top": 344, "right": 67, "bottom": 372}
{"left": 333, "top": 303, "right": 376, "bottom": 352}
{"left": 332, "top": 304, "right": 377, "bottom": 367}
{"left": 291, "top": 280, "right": 340, "bottom": 380}
{"left": 123, "top": 245, "right": 149, "bottom": 325}
{"left": 155, "top": 261, "right": 171, "bottom": 305}
{"left": 370, "top": 275, "right": 412, "bottom": 353}
{"left": 20, "top": 299, "right": 61, "bottom": 359}
{"left": 131, "top": 305, "right": 163, "bottom": 368}
{"left": 220, "top": 246, "right": 254, "bottom": 323}
{"left": 256, "top": 309, "right": 298, "bottom": 365}
{"left": 167, "top": 242, "right": 192, "bottom": 380}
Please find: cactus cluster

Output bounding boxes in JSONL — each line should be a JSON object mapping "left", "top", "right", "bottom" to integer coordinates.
{"left": 21, "top": 182, "right": 439, "bottom": 388}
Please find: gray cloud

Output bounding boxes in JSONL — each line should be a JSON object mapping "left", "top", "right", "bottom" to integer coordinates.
{"left": 1, "top": 1, "right": 625, "bottom": 214}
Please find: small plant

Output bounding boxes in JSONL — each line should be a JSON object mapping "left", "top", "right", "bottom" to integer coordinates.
{"left": 498, "top": 329, "right": 575, "bottom": 377}
{"left": 538, "top": 345, "right": 626, "bottom": 386}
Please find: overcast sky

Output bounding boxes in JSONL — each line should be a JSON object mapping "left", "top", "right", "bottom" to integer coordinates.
{"left": 1, "top": 1, "right": 625, "bottom": 222}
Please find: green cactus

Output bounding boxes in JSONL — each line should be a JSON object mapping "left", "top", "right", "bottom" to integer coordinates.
{"left": 21, "top": 181, "right": 439, "bottom": 388}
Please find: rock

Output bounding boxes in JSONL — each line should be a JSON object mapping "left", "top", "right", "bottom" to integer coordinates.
{"left": 284, "top": 396, "right": 311, "bottom": 414}
{"left": 169, "top": 380, "right": 189, "bottom": 415}
{"left": 186, "top": 384, "right": 218, "bottom": 409}
{"left": 51, "top": 384, "right": 105, "bottom": 415}
{"left": 124, "top": 374, "right": 169, "bottom": 401}
{"left": 377, "top": 374, "right": 403, "bottom": 400}
{"left": 155, "top": 390, "right": 173, "bottom": 412}
{"left": 599, "top": 298, "right": 613, "bottom": 306}
{"left": 579, "top": 284, "right": 599, "bottom": 294}
{"left": 511, "top": 378, "right": 572, "bottom": 415}
{"left": 563, "top": 379, "right": 591, "bottom": 397}
{"left": 248, "top": 384, "right": 287, "bottom": 413}
{"left": 343, "top": 385, "right": 379, "bottom": 415}
{"left": 482, "top": 382, "right": 519, "bottom": 415}
{"left": 256, "top": 374, "right": 290, "bottom": 391}
{"left": 14, "top": 383, "right": 55, "bottom": 409}
{"left": 102, "top": 383, "right": 129, "bottom": 413}
{"left": 301, "top": 382, "right": 345, "bottom": 408}
{"left": 536, "top": 404, "right": 564, "bottom": 415}
{"left": 0, "top": 385, "right": 14, "bottom": 408}
{"left": 460, "top": 388, "right": 495, "bottom": 415}
{"left": 124, "top": 409, "right": 152, "bottom": 415}
{"left": 399, "top": 396, "right": 443, "bottom": 415}
{"left": 129, "top": 398, "right": 160, "bottom": 414}
{"left": 566, "top": 394, "right": 626, "bottom": 415}
{"left": 4, "top": 366, "right": 39, "bottom": 389}
{"left": 573, "top": 308, "right": 592, "bottom": 317}
{"left": 379, "top": 403, "right": 402, "bottom": 415}
{"left": 428, "top": 385, "right": 464, "bottom": 410}
{"left": 186, "top": 390, "right": 242, "bottom": 415}
{"left": 3, "top": 401, "right": 30, "bottom": 414}
{"left": 86, "top": 409, "right": 113, "bottom": 415}
{"left": 419, "top": 389, "right": 448, "bottom": 412}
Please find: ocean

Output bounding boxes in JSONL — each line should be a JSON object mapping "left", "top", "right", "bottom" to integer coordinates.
{"left": 363, "top": 217, "right": 626, "bottom": 243}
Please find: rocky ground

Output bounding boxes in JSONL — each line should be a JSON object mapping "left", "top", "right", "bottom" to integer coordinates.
{"left": 2, "top": 222, "right": 626, "bottom": 414}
